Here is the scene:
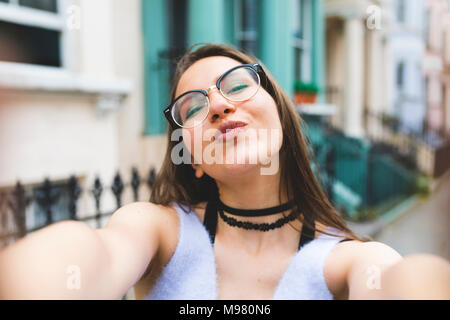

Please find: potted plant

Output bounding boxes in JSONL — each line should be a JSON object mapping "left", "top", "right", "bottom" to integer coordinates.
{"left": 293, "top": 81, "right": 319, "bottom": 104}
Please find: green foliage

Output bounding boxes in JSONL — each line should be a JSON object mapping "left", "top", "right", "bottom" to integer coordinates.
{"left": 414, "top": 174, "right": 432, "bottom": 198}
{"left": 293, "top": 81, "right": 319, "bottom": 93}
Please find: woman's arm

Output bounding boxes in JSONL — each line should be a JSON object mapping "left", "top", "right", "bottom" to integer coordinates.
{"left": 345, "top": 241, "right": 450, "bottom": 299}
{"left": 377, "top": 253, "right": 450, "bottom": 299}
{"left": 0, "top": 202, "right": 167, "bottom": 299}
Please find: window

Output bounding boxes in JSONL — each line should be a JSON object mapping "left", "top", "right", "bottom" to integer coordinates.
{"left": 0, "top": 0, "right": 65, "bottom": 68}
{"left": 395, "top": 61, "right": 406, "bottom": 118}
{"left": 424, "top": 8, "right": 430, "bottom": 48}
{"left": 396, "top": 62, "right": 405, "bottom": 90}
{"left": 396, "top": 0, "right": 406, "bottom": 23}
{"left": 166, "top": 0, "right": 188, "bottom": 78}
{"left": 18, "top": 0, "right": 57, "bottom": 13}
{"left": 234, "top": 0, "right": 260, "bottom": 56}
{"left": 292, "top": 0, "right": 312, "bottom": 83}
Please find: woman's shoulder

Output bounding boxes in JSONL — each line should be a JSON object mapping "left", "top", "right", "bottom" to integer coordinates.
{"left": 109, "top": 201, "right": 181, "bottom": 264}
{"left": 109, "top": 201, "right": 179, "bottom": 242}
{"left": 323, "top": 233, "right": 401, "bottom": 299}
{"left": 112, "top": 201, "right": 178, "bottom": 221}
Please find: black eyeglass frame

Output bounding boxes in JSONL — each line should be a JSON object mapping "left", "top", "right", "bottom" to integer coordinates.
{"left": 163, "top": 62, "right": 272, "bottom": 129}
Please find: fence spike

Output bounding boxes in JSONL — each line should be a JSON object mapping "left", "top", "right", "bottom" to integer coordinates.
{"left": 67, "top": 176, "right": 82, "bottom": 221}
{"left": 147, "top": 168, "right": 156, "bottom": 189}
{"left": 111, "top": 171, "right": 124, "bottom": 209}
{"left": 35, "top": 178, "right": 60, "bottom": 225}
{"left": 91, "top": 177, "right": 103, "bottom": 228}
{"left": 131, "top": 167, "right": 141, "bottom": 202}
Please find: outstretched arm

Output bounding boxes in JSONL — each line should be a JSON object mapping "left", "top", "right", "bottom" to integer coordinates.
{"left": 377, "top": 253, "right": 450, "bottom": 299}
{"left": 0, "top": 202, "right": 166, "bottom": 299}
{"left": 345, "top": 241, "right": 450, "bottom": 299}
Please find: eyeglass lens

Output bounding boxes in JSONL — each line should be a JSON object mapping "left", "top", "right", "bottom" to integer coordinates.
{"left": 171, "top": 66, "right": 260, "bottom": 128}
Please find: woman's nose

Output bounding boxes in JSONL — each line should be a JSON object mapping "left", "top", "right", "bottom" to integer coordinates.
{"left": 207, "top": 88, "right": 236, "bottom": 122}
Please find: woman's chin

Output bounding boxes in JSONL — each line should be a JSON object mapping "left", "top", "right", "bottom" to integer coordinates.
{"left": 219, "top": 161, "right": 267, "bottom": 178}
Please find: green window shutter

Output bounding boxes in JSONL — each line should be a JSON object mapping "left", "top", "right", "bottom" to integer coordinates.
{"left": 142, "top": 0, "right": 169, "bottom": 135}
{"left": 188, "top": 0, "right": 225, "bottom": 45}
{"left": 259, "top": 0, "right": 294, "bottom": 96}
{"left": 224, "top": 0, "right": 236, "bottom": 46}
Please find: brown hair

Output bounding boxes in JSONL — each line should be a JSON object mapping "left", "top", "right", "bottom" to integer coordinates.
{"left": 150, "top": 43, "right": 363, "bottom": 241}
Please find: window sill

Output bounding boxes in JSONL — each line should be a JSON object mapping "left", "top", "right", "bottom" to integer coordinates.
{"left": 295, "top": 103, "right": 337, "bottom": 116}
{"left": 0, "top": 62, "right": 132, "bottom": 116}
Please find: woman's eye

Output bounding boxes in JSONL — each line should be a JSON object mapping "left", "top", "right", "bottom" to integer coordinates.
{"left": 185, "top": 106, "right": 203, "bottom": 119}
{"left": 228, "top": 84, "right": 248, "bottom": 94}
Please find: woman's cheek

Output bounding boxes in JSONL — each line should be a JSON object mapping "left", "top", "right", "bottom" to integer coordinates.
{"left": 181, "top": 128, "right": 199, "bottom": 164}
{"left": 182, "top": 126, "right": 216, "bottom": 164}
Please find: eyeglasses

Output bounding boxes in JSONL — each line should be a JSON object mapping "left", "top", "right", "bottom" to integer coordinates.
{"left": 164, "top": 62, "right": 267, "bottom": 129}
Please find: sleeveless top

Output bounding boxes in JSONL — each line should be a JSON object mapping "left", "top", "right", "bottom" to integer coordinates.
{"left": 145, "top": 202, "right": 351, "bottom": 300}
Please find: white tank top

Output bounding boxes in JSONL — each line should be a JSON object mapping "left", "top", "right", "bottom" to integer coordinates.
{"left": 145, "top": 202, "right": 347, "bottom": 300}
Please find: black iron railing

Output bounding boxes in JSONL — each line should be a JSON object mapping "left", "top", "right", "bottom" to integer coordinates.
{"left": 0, "top": 167, "right": 156, "bottom": 249}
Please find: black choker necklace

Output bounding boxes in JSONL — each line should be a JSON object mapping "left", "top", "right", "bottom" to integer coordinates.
{"left": 217, "top": 198, "right": 296, "bottom": 217}
{"left": 217, "top": 198, "right": 299, "bottom": 231}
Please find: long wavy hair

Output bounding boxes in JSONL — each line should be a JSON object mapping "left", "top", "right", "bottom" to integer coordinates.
{"left": 150, "top": 43, "right": 362, "bottom": 241}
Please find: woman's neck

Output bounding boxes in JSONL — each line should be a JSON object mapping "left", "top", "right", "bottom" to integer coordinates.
{"left": 216, "top": 167, "right": 286, "bottom": 209}
{"left": 214, "top": 169, "right": 302, "bottom": 255}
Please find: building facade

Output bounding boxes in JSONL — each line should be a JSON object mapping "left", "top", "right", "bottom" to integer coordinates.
{"left": 0, "top": 0, "right": 142, "bottom": 227}
{"left": 423, "top": 0, "right": 450, "bottom": 140}
{"left": 0, "top": 0, "right": 327, "bottom": 227}
{"left": 325, "top": 0, "right": 388, "bottom": 138}
{"left": 142, "top": 0, "right": 327, "bottom": 136}
{"left": 387, "top": 0, "right": 426, "bottom": 135}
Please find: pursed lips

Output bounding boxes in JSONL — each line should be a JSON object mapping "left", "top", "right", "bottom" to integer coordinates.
{"left": 213, "top": 121, "right": 248, "bottom": 142}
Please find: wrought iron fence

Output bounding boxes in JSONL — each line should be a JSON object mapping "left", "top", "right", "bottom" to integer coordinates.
{"left": 365, "top": 109, "right": 425, "bottom": 170}
{"left": 364, "top": 108, "right": 450, "bottom": 177}
{"left": 0, "top": 167, "right": 156, "bottom": 249}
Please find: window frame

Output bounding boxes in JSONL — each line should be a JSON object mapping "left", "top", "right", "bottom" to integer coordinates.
{"left": 396, "top": 61, "right": 405, "bottom": 91}
{"left": 0, "top": 0, "right": 70, "bottom": 71}
{"left": 233, "top": 0, "right": 260, "bottom": 56}
{"left": 395, "top": 0, "right": 406, "bottom": 24}
{"left": 292, "top": 0, "right": 312, "bottom": 83}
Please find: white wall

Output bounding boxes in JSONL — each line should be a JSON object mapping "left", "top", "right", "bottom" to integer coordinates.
{"left": 110, "top": 0, "right": 168, "bottom": 205}
{"left": 0, "top": 0, "right": 132, "bottom": 219}
{"left": 389, "top": 0, "right": 426, "bottom": 132}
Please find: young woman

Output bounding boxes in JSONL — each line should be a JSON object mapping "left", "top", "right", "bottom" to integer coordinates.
{"left": 0, "top": 44, "right": 448, "bottom": 300}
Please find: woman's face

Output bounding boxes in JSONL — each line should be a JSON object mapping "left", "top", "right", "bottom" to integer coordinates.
{"left": 174, "top": 56, "right": 283, "bottom": 180}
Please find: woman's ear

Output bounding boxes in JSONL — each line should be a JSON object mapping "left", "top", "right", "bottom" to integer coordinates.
{"left": 192, "top": 164, "right": 204, "bottom": 178}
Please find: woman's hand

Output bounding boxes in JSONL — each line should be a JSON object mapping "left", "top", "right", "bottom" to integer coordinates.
{"left": 345, "top": 241, "right": 450, "bottom": 299}
{"left": 377, "top": 254, "right": 450, "bottom": 299}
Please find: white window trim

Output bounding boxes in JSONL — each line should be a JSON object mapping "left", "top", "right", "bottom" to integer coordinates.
{"left": 0, "top": 0, "right": 70, "bottom": 70}
{"left": 292, "top": 0, "right": 312, "bottom": 83}
{"left": 0, "top": 61, "right": 129, "bottom": 91}
{"left": 0, "top": 60, "right": 132, "bottom": 115}
{"left": 0, "top": 0, "right": 64, "bottom": 30}
{"left": 0, "top": 0, "right": 130, "bottom": 112}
